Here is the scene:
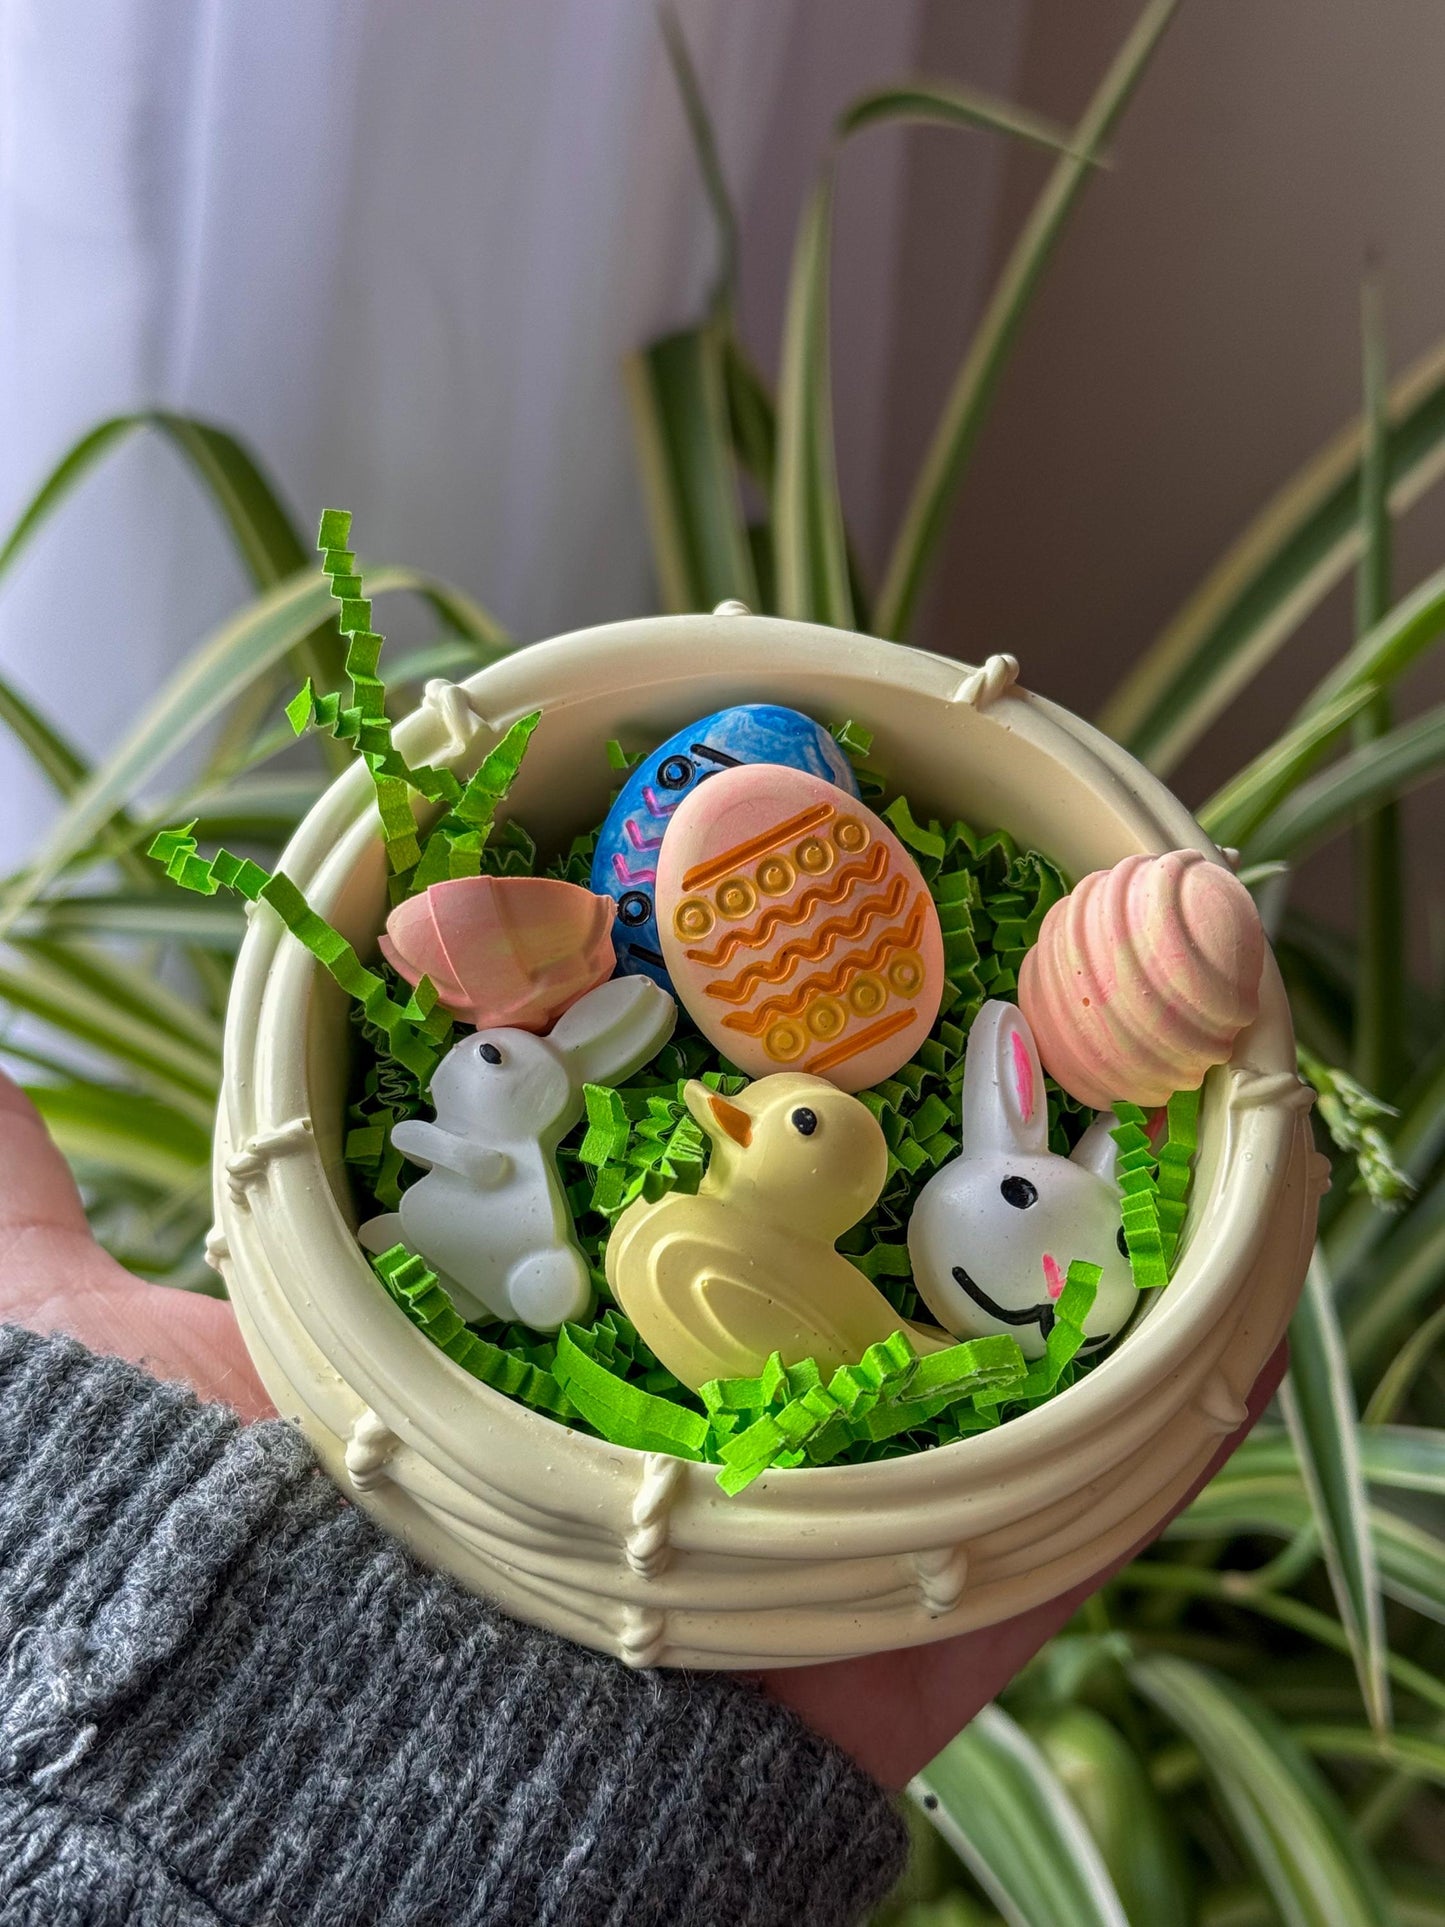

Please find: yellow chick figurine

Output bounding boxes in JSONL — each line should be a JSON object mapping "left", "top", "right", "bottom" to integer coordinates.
{"left": 606, "top": 1072, "right": 942, "bottom": 1391}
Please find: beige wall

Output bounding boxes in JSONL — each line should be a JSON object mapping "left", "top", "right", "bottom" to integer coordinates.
{"left": 884, "top": 0, "right": 1445, "bottom": 971}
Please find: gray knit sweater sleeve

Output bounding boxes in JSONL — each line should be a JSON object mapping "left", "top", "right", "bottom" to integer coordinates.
{"left": 0, "top": 1325, "right": 906, "bottom": 1926}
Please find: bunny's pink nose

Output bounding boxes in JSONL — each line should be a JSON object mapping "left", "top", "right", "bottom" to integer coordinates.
{"left": 1042, "top": 1253, "right": 1065, "bottom": 1299}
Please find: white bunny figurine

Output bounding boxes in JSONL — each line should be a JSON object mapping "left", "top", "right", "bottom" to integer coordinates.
{"left": 907, "top": 999, "right": 1138, "bottom": 1360}
{"left": 389, "top": 976, "right": 675, "bottom": 1330}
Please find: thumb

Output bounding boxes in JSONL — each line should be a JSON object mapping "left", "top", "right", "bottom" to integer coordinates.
{"left": 0, "top": 1073, "right": 273, "bottom": 1419}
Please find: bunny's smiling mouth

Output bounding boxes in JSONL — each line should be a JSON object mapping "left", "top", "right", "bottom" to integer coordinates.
{"left": 950, "top": 1264, "right": 1113, "bottom": 1350}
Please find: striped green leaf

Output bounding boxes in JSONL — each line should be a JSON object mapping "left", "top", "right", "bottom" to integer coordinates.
{"left": 1293, "top": 1724, "right": 1445, "bottom": 1792}
{"left": 1280, "top": 1252, "right": 1391, "bottom": 1730}
{"left": 1230, "top": 1423, "right": 1445, "bottom": 1498}
{"left": 25, "top": 1082, "right": 211, "bottom": 1193}
{"left": 1170, "top": 1472, "right": 1445, "bottom": 1624}
{"left": 1342, "top": 1171, "right": 1445, "bottom": 1374}
{"left": 1100, "top": 333, "right": 1445, "bottom": 772}
{"left": 1327, "top": 1033, "right": 1445, "bottom": 1286}
{"left": 0, "top": 412, "right": 306, "bottom": 593}
{"left": 1365, "top": 1312, "right": 1445, "bottom": 1426}
{"left": 1351, "top": 282, "right": 1407, "bottom": 1098}
{"left": 1297, "top": 563, "right": 1445, "bottom": 725}
{"left": 1199, "top": 683, "right": 1377, "bottom": 849}
{"left": 1240, "top": 701, "right": 1445, "bottom": 865}
{"left": 1031, "top": 1707, "right": 1191, "bottom": 1927}
{"left": 775, "top": 170, "right": 854, "bottom": 628}
{"left": 625, "top": 326, "right": 758, "bottom": 613}
{"left": 876, "top": 0, "right": 1181, "bottom": 641}
{"left": 1130, "top": 1655, "right": 1399, "bottom": 1927}
{"left": 657, "top": 2, "right": 738, "bottom": 316}
{"left": 9, "top": 893, "right": 247, "bottom": 950}
{"left": 0, "top": 563, "right": 509, "bottom": 938}
{"left": 0, "top": 953, "right": 218, "bottom": 1118}
{"left": 836, "top": 79, "right": 1078, "bottom": 151}
{"left": 914, "top": 1703, "right": 1130, "bottom": 1927}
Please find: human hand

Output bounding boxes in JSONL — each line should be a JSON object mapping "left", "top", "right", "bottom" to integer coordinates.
{"left": 761, "top": 1344, "right": 1285, "bottom": 1786}
{"left": 0, "top": 1068, "right": 1283, "bottom": 1791}
{"left": 0, "top": 1073, "right": 272, "bottom": 1419}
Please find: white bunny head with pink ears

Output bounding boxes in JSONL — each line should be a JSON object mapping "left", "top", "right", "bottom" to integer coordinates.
{"left": 906, "top": 1000, "right": 1139, "bottom": 1361}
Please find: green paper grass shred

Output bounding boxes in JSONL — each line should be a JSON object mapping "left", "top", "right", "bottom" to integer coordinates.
{"left": 147, "top": 824, "right": 451, "bottom": 1083}
{"left": 1112, "top": 1091, "right": 1200, "bottom": 1289}
{"left": 149, "top": 567, "right": 1202, "bottom": 1486}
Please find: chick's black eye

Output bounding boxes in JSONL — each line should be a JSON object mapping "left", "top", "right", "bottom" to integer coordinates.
{"left": 479, "top": 1042, "right": 503, "bottom": 1065}
{"left": 791, "top": 1107, "right": 818, "bottom": 1137}
{"left": 657, "top": 754, "right": 694, "bottom": 790}
{"left": 1000, "top": 1175, "right": 1037, "bottom": 1209}
{"left": 1117, "top": 1225, "right": 1129, "bottom": 1258}
{"left": 617, "top": 890, "right": 651, "bottom": 927}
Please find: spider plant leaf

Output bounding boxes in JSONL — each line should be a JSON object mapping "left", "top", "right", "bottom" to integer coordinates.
{"left": 0, "top": 412, "right": 305, "bottom": 592}
{"left": 875, "top": 0, "right": 1181, "bottom": 641}
{"left": 1099, "top": 333, "right": 1445, "bottom": 772}
{"left": 1293, "top": 1724, "right": 1445, "bottom": 1792}
{"left": 1364, "top": 1309, "right": 1445, "bottom": 1426}
{"left": 1169, "top": 1472, "right": 1445, "bottom": 1624}
{"left": 1129, "top": 1656, "right": 1400, "bottom": 1927}
{"left": 1230, "top": 1423, "right": 1445, "bottom": 1498}
{"left": 1296, "top": 562, "right": 1445, "bottom": 723}
{"left": 1327, "top": 1032, "right": 1445, "bottom": 1286}
{"left": 0, "top": 564, "right": 509, "bottom": 939}
{"left": 145, "top": 772, "right": 330, "bottom": 848}
{"left": 913, "top": 1703, "right": 1130, "bottom": 1927}
{"left": 775, "top": 170, "right": 853, "bottom": 628}
{"left": 1199, "top": 684, "right": 1377, "bottom": 849}
{"left": 625, "top": 326, "right": 759, "bottom": 613}
{"left": 836, "top": 79, "right": 1080, "bottom": 154}
{"left": 1240, "top": 701, "right": 1445, "bottom": 865}
{"left": 1280, "top": 1251, "right": 1391, "bottom": 1731}
{"left": 656, "top": 2, "right": 738, "bottom": 317}
{"left": 8, "top": 893, "right": 246, "bottom": 950}
{"left": 0, "top": 668, "right": 159, "bottom": 889}
{"left": 1030, "top": 1707, "right": 1191, "bottom": 1927}
{"left": 1351, "top": 281, "right": 1407, "bottom": 1100}
{"left": 0, "top": 954, "right": 218, "bottom": 1116}
{"left": 1343, "top": 1171, "right": 1445, "bottom": 1374}
{"left": 24, "top": 1082, "right": 211, "bottom": 1193}
{"left": 722, "top": 334, "right": 778, "bottom": 501}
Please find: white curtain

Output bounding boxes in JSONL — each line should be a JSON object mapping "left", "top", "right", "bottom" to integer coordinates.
{"left": 0, "top": 0, "right": 1025, "bottom": 866}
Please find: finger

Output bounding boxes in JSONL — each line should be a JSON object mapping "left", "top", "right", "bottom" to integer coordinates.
{"left": 0, "top": 1072, "right": 273, "bottom": 1420}
{"left": 0, "top": 1071, "right": 92, "bottom": 1239}
{"left": 764, "top": 1339, "right": 1287, "bottom": 1787}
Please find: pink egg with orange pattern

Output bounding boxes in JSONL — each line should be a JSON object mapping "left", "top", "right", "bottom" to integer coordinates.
{"left": 655, "top": 763, "right": 945, "bottom": 1091}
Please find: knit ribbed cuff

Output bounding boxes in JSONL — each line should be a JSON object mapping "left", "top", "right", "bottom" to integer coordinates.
{"left": 0, "top": 1326, "right": 905, "bottom": 1926}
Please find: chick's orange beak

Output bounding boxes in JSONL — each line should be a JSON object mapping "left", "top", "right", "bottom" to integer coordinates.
{"left": 683, "top": 1079, "right": 753, "bottom": 1147}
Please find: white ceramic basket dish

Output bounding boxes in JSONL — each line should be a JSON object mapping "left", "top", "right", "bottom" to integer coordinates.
{"left": 212, "top": 611, "right": 1325, "bottom": 1671}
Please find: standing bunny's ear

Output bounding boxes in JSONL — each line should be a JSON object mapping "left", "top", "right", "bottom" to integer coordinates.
{"left": 1070, "top": 1115, "right": 1121, "bottom": 1186}
{"left": 547, "top": 976, "right": 677, "bottom": 1087}
{"left": 959, "top": 1000, "right": 1049, "bottom": 1160}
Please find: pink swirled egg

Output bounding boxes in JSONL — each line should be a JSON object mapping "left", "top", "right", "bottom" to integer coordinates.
{"left": 1017, "top": 849, "right": 1265, "bottom": 1108}
{"left": 381, "top": 876, "right": 617, "bottom": 1033}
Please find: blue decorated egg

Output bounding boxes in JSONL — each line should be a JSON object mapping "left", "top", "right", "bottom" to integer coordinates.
{"left": 592, "top": 704, "right": 860, "bottom": 987}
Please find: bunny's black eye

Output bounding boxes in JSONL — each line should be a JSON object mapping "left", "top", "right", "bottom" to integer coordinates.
{"left": 657, "top": 754, "right": 694, "bottom": 790}
{"left": 1117, "top": 1225, "right": 1129, "bottom": 1257}
{"left": 1001, "top": 1175, "right": 1037, "bottom": 1210}
{"left": 479, "top": 1042, "right": 503, "bottom": 1065}
{"left": 791, "top": 1107, "right": 818, "bottom": 1137}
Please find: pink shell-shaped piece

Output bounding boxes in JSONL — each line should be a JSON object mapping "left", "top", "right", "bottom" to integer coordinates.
{"left": 380, "top": 876, "right": 617, "bottom": 1033}
{"left": 1018, "top": 849, "right": 1265, "bottom": 1108}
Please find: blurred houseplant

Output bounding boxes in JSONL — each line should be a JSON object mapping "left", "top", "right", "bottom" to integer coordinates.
{"left": 1, "top": 2, "right": 1441, "bottom": 1919}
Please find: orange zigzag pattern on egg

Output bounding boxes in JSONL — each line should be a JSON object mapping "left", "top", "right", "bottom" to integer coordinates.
{"left": 702, "top": 877, "right": 909, "bottom": 1003}
{"left": 719, "top": 897, "right": 929, "bottom": 1035}
{"left": 682, "top": 845, "right": 888, "bottom": 968}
